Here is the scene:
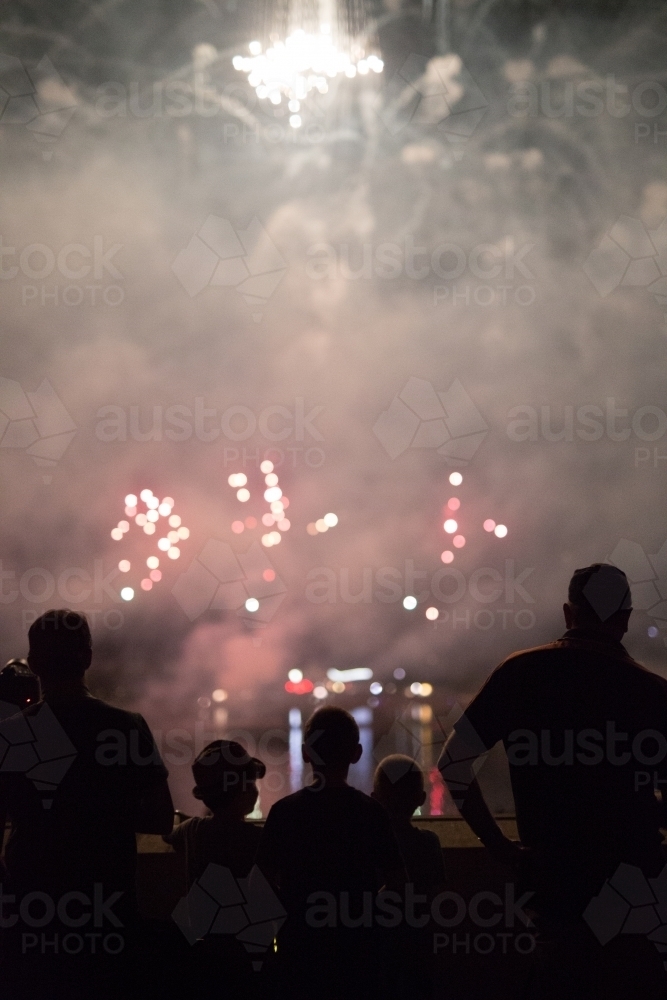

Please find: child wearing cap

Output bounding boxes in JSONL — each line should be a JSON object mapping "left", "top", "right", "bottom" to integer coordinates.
{"left": 164, "top": 739, "right": 265, "bottom": 888}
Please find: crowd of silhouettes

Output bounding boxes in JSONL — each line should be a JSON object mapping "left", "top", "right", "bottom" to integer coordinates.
{"left": 1, "top": 562, "right": 667, "bottom": 999}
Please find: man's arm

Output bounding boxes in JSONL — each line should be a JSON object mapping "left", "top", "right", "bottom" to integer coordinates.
{"left": 438, "top": 729, "right": 524, "bottom": 867}
{"left": 136, "top": 779, "right": 174, "bottom": 836}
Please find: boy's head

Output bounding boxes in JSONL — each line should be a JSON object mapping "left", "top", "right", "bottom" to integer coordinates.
{"left": 372, "top": 755, "right": 426, "bottom": 819}
{"left": 302, "top": 706, "right": 361, "bottom": 770}
{"left": 192, "top": 740, "right": 265, "bottom": 814}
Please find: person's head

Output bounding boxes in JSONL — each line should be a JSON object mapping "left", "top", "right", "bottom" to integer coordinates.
{"left": 192, "top": 740, "right": 265, "bottom": 816}
{"left": 372, "top": 755, "right": 426, "bottom": 821}
{"left": 302, "top": 706, "right": 361, "bottom": 776}
{"left": 27, "top": 610, "right": 92, "bottom": 687}
{"left": 564, "top": 564, "right": 632, "bottom": 640}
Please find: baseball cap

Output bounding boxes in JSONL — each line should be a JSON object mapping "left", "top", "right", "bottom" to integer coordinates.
{"left": 192, "top": 739, "right": 266, "bottom": 800}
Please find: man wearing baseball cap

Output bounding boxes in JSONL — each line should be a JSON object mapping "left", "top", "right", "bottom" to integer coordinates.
{"left": 164, "top": 739, "right": 265, "bottom": 888}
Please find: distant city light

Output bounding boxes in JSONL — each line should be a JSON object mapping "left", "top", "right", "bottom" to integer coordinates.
{"left": 313, "top": 686, "right": 328, "bottom": 699}
{"left": 369, "top": 682, "right": 383, "bottom": 695}
{"left": 403, "top": 596, "right": 418, "bottom": 610}
{"left": 327, "top": 667, "right": 373, "bottom": 682}
{"left": 212, "top": 688, "right": 228, "bottom": 702}
{"left": 648, "top": 626, "right": 659, "bottom": 638}
{"left": 410, "top": 682, "right": 433, "bottom": 697}
{"left": 394, "top": 668, "right": 405, "bottom": 680}
{"left": 288, "top": 668, "right": 303, "bottom": 683}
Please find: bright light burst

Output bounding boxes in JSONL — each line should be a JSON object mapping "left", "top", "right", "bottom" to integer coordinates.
{"left": 111, "top": 491, "right": 189, "bottom": 600}
{"left": 233, "top": 27, "right": 382, "bottom": 125}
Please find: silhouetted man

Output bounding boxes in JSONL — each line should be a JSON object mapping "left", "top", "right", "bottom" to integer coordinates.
{"left": 0, "top": 610, "right": 172, "bottom": 999}
{"left": 438, "top": 564, "right": 667, "bottom": 996}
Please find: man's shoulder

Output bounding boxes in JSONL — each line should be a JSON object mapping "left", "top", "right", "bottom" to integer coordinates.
{"left": 497, "top": 642, "right": 564, "bottom": 670}
{"left": 52, "top": 696, "right": 147, "bottom": 728}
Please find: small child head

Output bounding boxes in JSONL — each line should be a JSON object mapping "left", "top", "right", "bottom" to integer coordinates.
{"left": 303, "top": 706, "right": 361, "bottom": 768}
{"left": 373, "top": 755, "right": 426, "bottom": 819}
{"left": 192, "top": 740, "right": 265, "bottom": 814}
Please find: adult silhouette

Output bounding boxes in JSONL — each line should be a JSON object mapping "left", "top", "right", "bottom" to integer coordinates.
{"left": 438, "top": 564, "right": 667, "bottom": 997}
{"left": 0, "top": 610, "right": 172, "bottom": 999}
